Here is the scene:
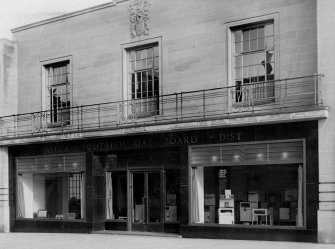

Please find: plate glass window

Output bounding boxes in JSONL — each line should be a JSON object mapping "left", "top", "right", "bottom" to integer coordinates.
{"left": 16, "top": 154, "right": 85, "bottom": 220}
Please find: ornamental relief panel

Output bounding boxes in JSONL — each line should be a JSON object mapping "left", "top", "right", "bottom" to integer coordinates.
{"left": 129, "top": 0, "right": 151, "bottom": 38}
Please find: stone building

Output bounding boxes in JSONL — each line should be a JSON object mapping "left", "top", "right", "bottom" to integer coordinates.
{"left": 0, "top": 0, "right": 334, "bottom": 243}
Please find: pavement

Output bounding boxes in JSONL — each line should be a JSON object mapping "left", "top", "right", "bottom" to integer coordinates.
{"left": 0, "top": 232, "right": 335, "bottom": 249}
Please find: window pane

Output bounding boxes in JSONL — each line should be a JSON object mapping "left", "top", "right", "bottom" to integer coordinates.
{"left": 268, "top": 63, "right": 274, "bottom": 75}
{"left": 243, "top": 66, "right": 249, "bottom": 78}
{"left": 154, "top": 57, "right": 159, "bottom": 69}
{"left": 254, "top": 52, "right": 263, "bottom": 65}
{"left": 234, "top": 30, "right": 242, "bottom": 42}
{"left": 148, "top": 81, "right": 153, "bottom": 97}
{"left": 250, "top": 28, "right": 257, "bottom": 39}
{"left": 243, "top": 40, "right": 249, "bottom": 52}
{"left": 235, "top": 67, "right": 242, "bottom": 80}
{"left": 147, "top": 58, "right": 153, "bottom": 68}
{"left": 243, "top": 30, "right": 250, "bottom": 41}
{"left": 258, "top": 37, "right": 265, "bottom": 50}
{"left": 140, "top": 49, "right": 147, "bottom": 59}
{"left": 258, "top": 26, "right": 265, "bottom": 38}
{"left": 130, "top": 51, "right": 136, "bottom": 61}
{"left": 136, "top": 60, "right": 142, "bottom": 71}
{"left": 235, "top": 42, "right": 242, "bottom": 54}
{"left": 250, "top": 39, "right": 257, "bottom": 51}
{"left": 154, "top": 46, "right": 159, "bottom": 57}
{"left": 131, "top": 82, "right": 135, "bottom": 98}
{"left": 136, "top": 50, "right": 141, "bottom": 60}
{"left": 235, "top": 55, "right": 242, "bottom": 68}
{"left": 249, "top": 65, "right": 256, "bottom": 77}
{"left": 266, "top": 51, "right": 274, "bottom": 63}
{"left": 265, "top": 37, "right": 274, "bottom": 49}
{"left": 141, "top": 59, "right": 146, "bottom": 70}
{"left": 130, "top": 61, "right": 135, "bottom": 71}
{"left": 265, "top": 23, "right": 274, "bottom": 36}
{"left": 147, "top": 48, "right": 153, "bottom": 58}
{"left": 131, "top": 73, "right": 135, "bottom": 84}
{"left": 256, "top": 63, "right": 265, "bottom": 76}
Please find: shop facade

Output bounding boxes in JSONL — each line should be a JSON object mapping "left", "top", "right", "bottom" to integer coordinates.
{"left": 0, "top": 0, "right": 334, "bottom": 244}
{"left": 9, "top": 121, "right": 318, "bottom": 242}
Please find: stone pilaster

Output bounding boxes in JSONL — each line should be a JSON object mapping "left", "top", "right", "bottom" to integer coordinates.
{"left": 317, "top": 0, "right": 335, "bottom": 243}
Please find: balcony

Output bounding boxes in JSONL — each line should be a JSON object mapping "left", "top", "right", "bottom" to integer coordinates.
{"left": 0, "top": 75, "right": 327, "bottom": 143}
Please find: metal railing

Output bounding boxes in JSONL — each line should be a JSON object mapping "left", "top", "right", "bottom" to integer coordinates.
{"left": 0, "top": 75, "right": 324, "bottom": 140}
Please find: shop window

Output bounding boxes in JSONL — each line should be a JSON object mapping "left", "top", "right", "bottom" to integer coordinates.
{"left": 231, "top": 22, "right": 275, "bottom": 104}
{"left": 126, "top": 44, "right": 159, "bottom": 117}
{"left": 190, "top": 141, "right": 304, "bottom": 228}
{"left": 44, "top": 61, "right": 71, "bottom": 126}
{"left": 16, "top": 154, "right": 85, "bottom": 220}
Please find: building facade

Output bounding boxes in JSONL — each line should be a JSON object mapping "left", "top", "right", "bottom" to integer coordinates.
{"left": 0, "top": 0, "right": 334, "bottom": 243}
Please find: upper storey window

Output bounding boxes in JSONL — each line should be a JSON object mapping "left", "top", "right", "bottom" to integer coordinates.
{"left": 128, "top": 44, "right": 159, "bottom": 117}
{"left": 45, "top": 61, "right": 71, "bottom": 125}
{"left": 232, "top": 22, "right": 275, "bottom": 103}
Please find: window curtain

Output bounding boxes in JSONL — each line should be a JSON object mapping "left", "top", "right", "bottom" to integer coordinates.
{"left": 296, "top": 165, "right": 303, "bottom": 227}
{"left": 191, "top": 167, "right": 204, "bottom": 223}
{"left": 106, "top": 172, "right": 114, "bottom": 219}
{"left": 80, "top": 174, "right": 85, "bottom": 219}
{"left": 17, "top": 174, "right": 25, "bottom": 218}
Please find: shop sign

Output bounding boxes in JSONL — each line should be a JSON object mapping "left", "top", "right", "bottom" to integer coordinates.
{"left": 42, "top": 130, "right": 244, "bottom": 153}
{"left": 219, "top": 132, "right": 242, "bottom": 143}
{"left": 83, "top": 141, "right": 127, "bottom": 151}
{"left": 43, "top": 145, "right": 70, "bottom": 155}
{"left": 163, "top": 135, "right": 198, "bottom": 146}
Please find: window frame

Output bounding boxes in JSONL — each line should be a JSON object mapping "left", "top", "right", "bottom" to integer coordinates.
{"left": 227, "top": 14, "right": 279, "bottom": 107}
{"left": 41, "top": 56, "right": 73, "bottom": 127}
{"left": 121, "top": 37, "right": 162, "bottom": 118}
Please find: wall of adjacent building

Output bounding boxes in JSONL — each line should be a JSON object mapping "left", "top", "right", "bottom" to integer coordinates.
{"left": 317, "top": 0, "right": 335, "bottom": 244}
{"left": 0, "top": 39, "right": 17, "bottom": 116}
{"left": 12, "top": 0, "right": 317, "bottom": 114}
{"left": 0, "top": 39, "right": 17, "bottom": 232}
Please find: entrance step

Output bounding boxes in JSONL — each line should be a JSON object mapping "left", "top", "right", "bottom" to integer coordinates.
{"left": 91, "top": 230, "right": 181, "bottom": 238}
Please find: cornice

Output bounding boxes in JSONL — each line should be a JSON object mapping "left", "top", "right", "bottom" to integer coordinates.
{"left": 11, "top": 0, "right": 128, "bottom": 33}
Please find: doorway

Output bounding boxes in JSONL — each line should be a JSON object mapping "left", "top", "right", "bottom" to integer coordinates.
{"left": 130, "top": 170, "right": 164, "bottom": 232}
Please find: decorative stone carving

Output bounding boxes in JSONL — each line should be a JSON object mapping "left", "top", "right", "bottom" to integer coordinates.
{"left": 129, "top": 0, "right": 151, "bottom": 38}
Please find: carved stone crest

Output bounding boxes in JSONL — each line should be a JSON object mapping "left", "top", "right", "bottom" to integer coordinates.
{"left": 129, "top": 0, "right": 151, "bottom": 38}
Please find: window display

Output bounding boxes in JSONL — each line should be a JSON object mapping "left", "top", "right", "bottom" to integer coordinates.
{"left": 190, "top": 141, "right": 304, "bottom": 228}
{"left": 17, "top": 172, "right": 85, "bottom": 220}
{"left": 16, "top": 154, "right": 86, "bottom": 220}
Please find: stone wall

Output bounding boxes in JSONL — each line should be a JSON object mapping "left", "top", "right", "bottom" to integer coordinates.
{"left": 12, "top": 0, "right": 317, "bottom": 113}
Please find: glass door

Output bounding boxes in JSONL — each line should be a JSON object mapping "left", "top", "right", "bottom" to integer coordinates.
{"left": 131, "top": 170, "right": 163, "bottom": 232}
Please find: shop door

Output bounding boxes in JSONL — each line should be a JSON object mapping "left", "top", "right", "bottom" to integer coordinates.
{"left": 131, "top": 170, "right": 163, "bottom": 232}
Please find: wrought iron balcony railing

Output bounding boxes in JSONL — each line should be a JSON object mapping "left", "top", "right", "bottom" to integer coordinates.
{"left": 0, "top": 75, "right": 325, "bottom": 140}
